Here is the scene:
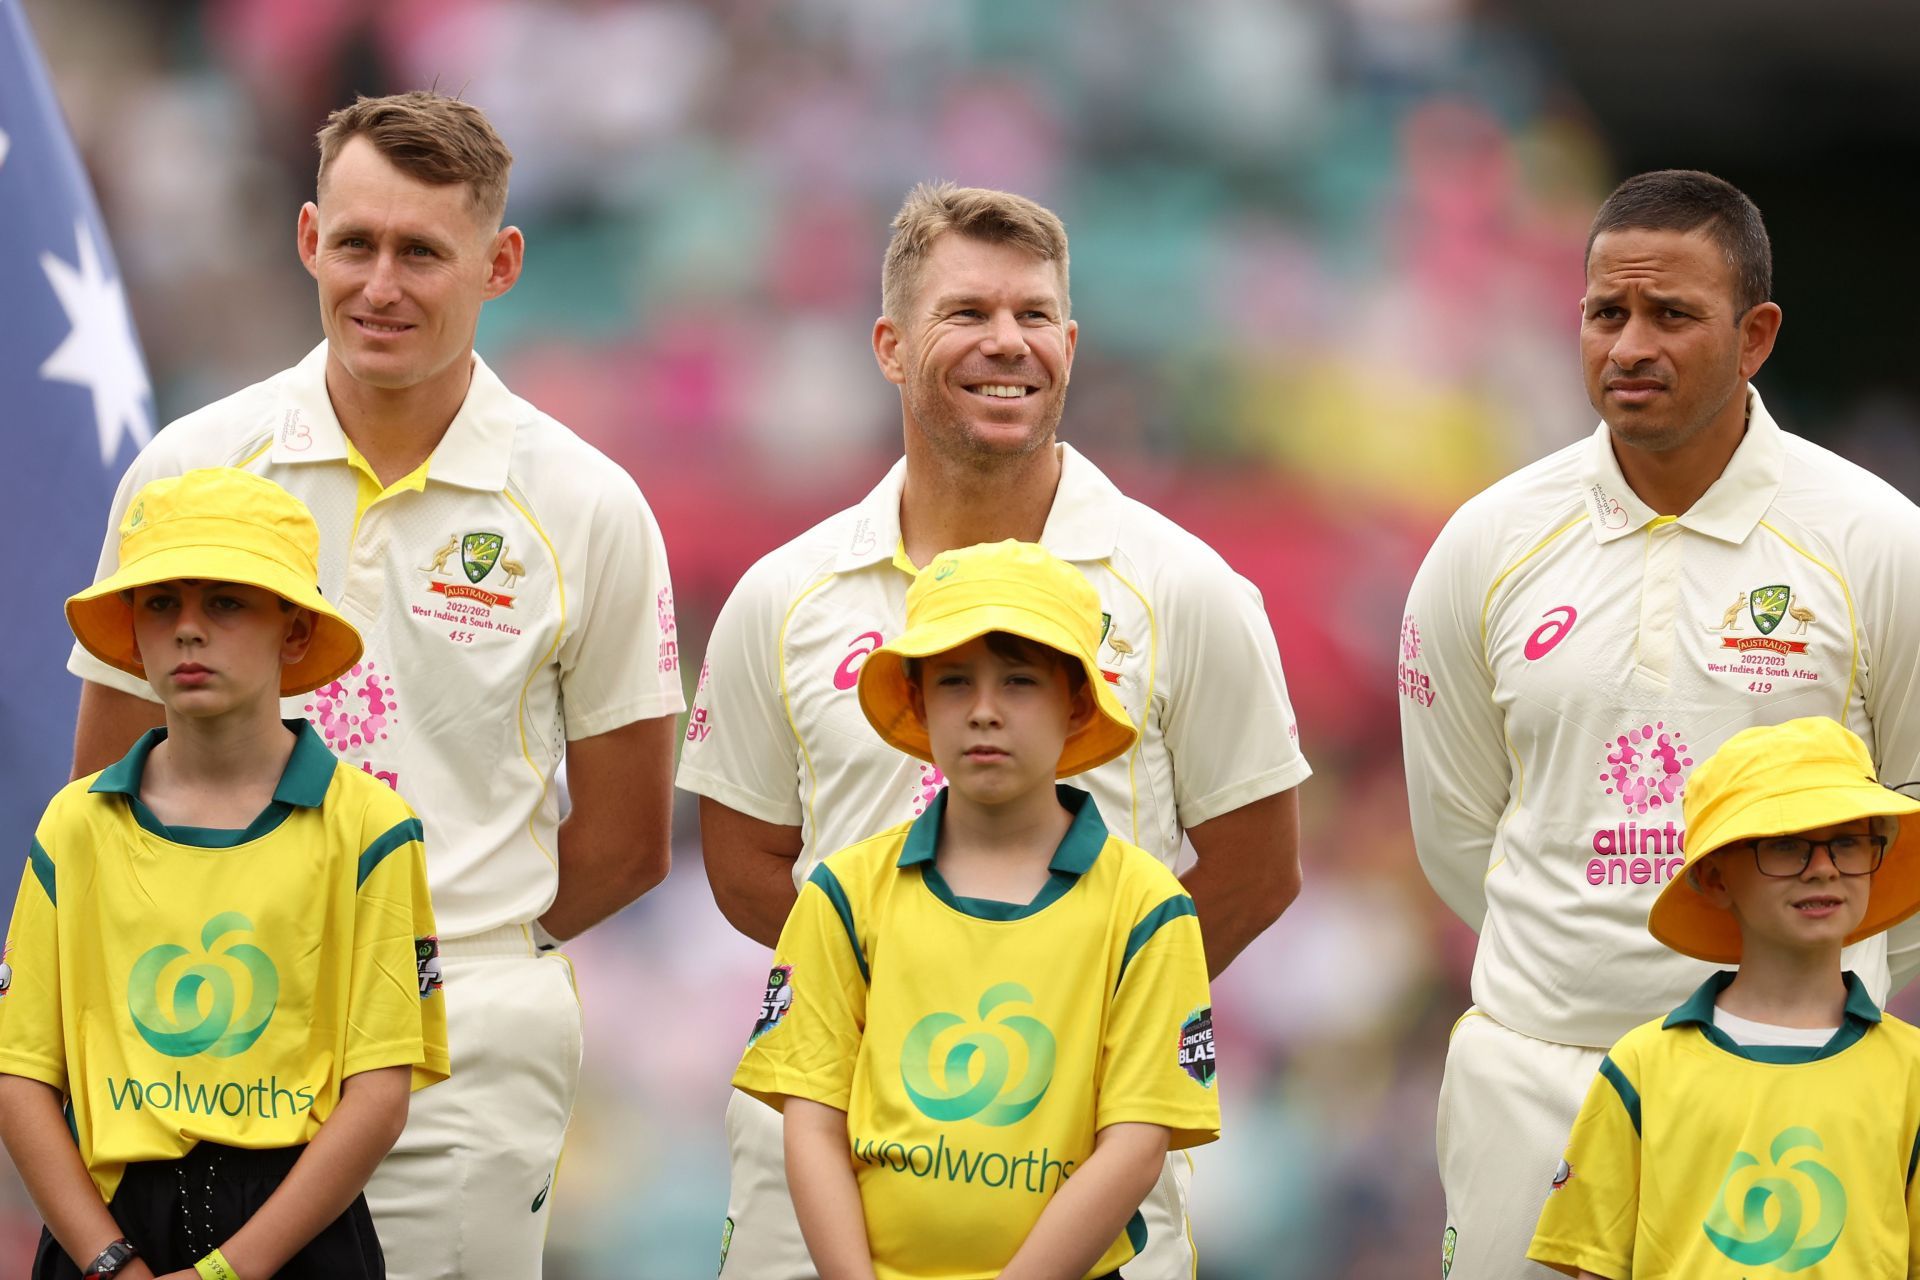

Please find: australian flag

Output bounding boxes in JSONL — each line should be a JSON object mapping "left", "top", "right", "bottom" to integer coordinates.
{"left": 0, "top": 1, "right": 153, "bottom": 841}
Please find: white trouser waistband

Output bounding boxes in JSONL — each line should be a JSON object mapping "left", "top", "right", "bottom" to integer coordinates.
{"left": 439, "top": 923, "right": 542, "bottom": 961}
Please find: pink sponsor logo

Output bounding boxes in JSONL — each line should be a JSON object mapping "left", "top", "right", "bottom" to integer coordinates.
{"left": 1524, "top": 606, "right": 1577, "bottom": 661}
{"left": 657, "top": 587, "right": 680, "bottom": 674}
{"left": 833, "top": 631, "right": 886, "bottom": 691}
{"left": 1400, "top": 614, "right": 1422, "bottom": 662}
{"left": 307, "top": 662, "right": 397, "bottom": 767}
{"left": 1587, "top": 721, "right": 1693, "bottom": 888}
{"left": 911, "top": 762, "right": 945, "bottom": 817}
{"left": 1397, "top": 613, "right": 1435, "bottom": 708}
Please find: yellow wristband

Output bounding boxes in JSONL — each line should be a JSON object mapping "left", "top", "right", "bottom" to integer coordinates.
{"left": 194, "top": 1249, "right": 240, "bottom": 1280}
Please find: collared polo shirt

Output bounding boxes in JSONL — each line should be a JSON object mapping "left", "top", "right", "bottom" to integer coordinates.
{"left": 0, "top": 721, "right": 448, "bottom": 1200}
{"left": 733, "top": 787, "right": 1219, "bottom": 1280}
{"left": 1400, "top": 388, "right": 1920, "bottom": 1047}
{"left": 1530, "top": 971, "right": 1920, "bottom": 1278}
{"left": 69, "top": 343, "right": 685, "bottom": 938}
{"left": 677, "top": 442, "right": 1311, "bottom": 880}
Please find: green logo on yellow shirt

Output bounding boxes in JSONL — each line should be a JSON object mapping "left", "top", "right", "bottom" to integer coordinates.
{"left": 1702, "top": 1126, "right": 1846, "bottom": 1271}
{"left": 127, "top": 913, "right": 279, "bottom": 1059}
{"left": 901, "top": 982, "right": 1054, "bottom": 1126}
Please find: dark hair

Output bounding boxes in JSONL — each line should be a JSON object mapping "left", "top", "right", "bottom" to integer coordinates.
{"left": 904, "top": 631, "right": 1087, "bottom": 694}
{"left": 1587, "top": 169, "right": 1771, "bottom": 316}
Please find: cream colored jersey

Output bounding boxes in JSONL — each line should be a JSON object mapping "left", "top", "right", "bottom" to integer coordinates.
{"left": 676, "top": 442, "right": 1311, "bottom": 882}
{"left": 1401, "top": 387, "right": 1920, "bottom": 1049}
{"left": 68, "top": 343, "right": 684, "bottom": 938}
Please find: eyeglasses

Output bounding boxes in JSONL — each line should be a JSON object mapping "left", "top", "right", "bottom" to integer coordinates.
{"left": 1746, "top": 833, "right": 1887, "bottom": 878}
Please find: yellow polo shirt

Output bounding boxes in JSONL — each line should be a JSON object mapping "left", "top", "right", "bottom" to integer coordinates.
{"left": 734, "top": 787, "right": 1219, "bottom": 1280}
{"left": 1530, "top": 971, "right": 1920, "bottom": 1278}
{"left": 0, "top": 721, "right": 449, "bottom": 1199}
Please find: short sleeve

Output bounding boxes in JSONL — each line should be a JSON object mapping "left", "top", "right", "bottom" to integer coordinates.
{"left": 1528, "top": 1050, "right": 1643, "bottom": 1279}
{"left": 674, "top": 557, "right": 808, "bottom": 827}
{"left": 344, "top": 810, "right": 449, "bottom": 1089}
{"left": 1153, "top": 554, "right": 1311, "bottom": 827}
{"left": 556, "top": 475, "right": 685, "bottom": 740}
{"left": 733, "top": 862, "right": 869, "bottom": 1111}
{"left": 0, "top": 831, "right": 66, "bottom": 1090}
{"left": 1097, "top": 891, "right": 1219, "bottom": 1149}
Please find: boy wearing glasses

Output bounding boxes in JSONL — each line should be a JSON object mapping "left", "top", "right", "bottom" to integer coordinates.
{"left": 1530, "top": 716, "right": 1920, "bottom": 1278}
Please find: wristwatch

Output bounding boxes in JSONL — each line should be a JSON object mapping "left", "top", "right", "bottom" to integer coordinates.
{"left": 82, "top": 1238, "right": 138, "bottom": 1279}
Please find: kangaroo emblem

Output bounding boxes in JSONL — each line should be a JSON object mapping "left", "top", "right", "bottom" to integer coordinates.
{"left": 422, "top": 536, "right": 459, "bottom": 575}
{"left": 1705, "top": 593, "right": 1747, "bottom": 633}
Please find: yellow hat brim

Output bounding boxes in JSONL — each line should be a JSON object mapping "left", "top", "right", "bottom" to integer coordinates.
{"left": 67, "top": 539, "right": 363, "bottom": 698}
{"left": 857, "top": 600, "right": 1136, "bottom": 779}
{"left": 1649, "top": 782, "right": 1920, "bottom": 963}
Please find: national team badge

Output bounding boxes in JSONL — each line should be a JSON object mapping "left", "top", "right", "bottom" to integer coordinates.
{"left": 750, "top": 965, "right": 793, "bottom": 1044}
{"left": 718, "top": 1216, "right": 735, "bottom": 1274}
{"left": 1748, "top": 584, "right": 1791, "bottom": 636}
{"left": 461, "top": 532, "right": 504, "bottom": 584}
{"left": 416, "top": 936, "right": 443, "bottom": 999}
{"left": 1442, "top": 1225, "right": 1457, "bottom": 1277}
{"left": 1178, "top": 1006, "right": 1216, "bottom": 1087}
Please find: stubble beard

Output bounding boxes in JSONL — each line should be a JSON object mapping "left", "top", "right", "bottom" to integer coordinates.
{"left": 905, "top": 375, "right": 1067, "bottom": 471}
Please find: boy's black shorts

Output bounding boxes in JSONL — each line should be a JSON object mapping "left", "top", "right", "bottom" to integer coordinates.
{"left": 32, "top": 1141, "right": 383, "bottom": 1279}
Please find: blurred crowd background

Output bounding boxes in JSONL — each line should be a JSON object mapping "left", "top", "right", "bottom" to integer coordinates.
{"left": 9, "top": 0, "right": 1920, "bottom": 1274}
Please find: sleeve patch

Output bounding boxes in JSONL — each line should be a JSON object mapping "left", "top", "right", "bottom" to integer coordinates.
{"left": 1178, "top": 1006, "right": 1216, "bottom": 1087}
{"left": 749, "top": 964, "right": 793, "bottom": 1044}
{"left": 0, "top": 941, "right": 14, "bottom": 998}
{"left": 415, "top": 936, "right": 443, "bottom": 999}
{"left": 1398, "top": 613, "right": 1436, "bottom": 709}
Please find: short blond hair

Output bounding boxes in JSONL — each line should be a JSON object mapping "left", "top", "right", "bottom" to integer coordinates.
{"left": 882, "top": 182, "right": 1071, "bottom": 324}
{"left": 315, "top": 91, "right": 513, "bottom": 227}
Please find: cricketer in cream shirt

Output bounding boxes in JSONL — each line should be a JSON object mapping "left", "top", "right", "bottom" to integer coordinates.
{"left": 1402, "top": 388, "right": 1920, "bottom": 1047}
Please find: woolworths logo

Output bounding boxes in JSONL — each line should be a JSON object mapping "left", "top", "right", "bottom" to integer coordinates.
{"left": 128, "top": 913, "right": 278, "bottom": 1059}
{"left": 901, "top": 982, "right": 1054, "bottom": 1126}
{"left": 1703, "top": 1127, "right": 1847, "bottom": 1270}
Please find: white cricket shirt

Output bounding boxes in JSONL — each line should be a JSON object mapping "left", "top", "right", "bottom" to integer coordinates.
{"left": 1401, "top": 387, "right": 1920, "bottom": 1048}
{"left": 676, "top": 442, "right": 1311, "bottom": 878}
{"left": 69, "top": 343, "right": 685, "bottom": 938}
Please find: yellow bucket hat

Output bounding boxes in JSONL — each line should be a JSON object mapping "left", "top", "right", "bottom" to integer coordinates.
{"left": 66, "top": 469, "right": 363, "bottom": 697}
{"left": 857, "top": 541, "right": 1137, "bottom": 779}
{"left": 1649, "top": 717, "right": 1920, "bottom": 963}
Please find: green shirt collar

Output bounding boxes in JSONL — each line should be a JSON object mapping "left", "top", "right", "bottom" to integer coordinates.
{"left": 897, "top": 785, "right": 1109, "bottom": 920}
{"left": 90, "top": 719, "right": 338, "bottom": 846}
{"left": 1663, "top": 969, "right": 1880, "bottom": 1064}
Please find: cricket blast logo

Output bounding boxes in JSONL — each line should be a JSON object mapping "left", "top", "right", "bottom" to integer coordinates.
{"left": 1178, "top": 1006, "right": 1216, "bottom": 1087}
{"left": 749, "top": 964, "right": 794, "bottom": 1044}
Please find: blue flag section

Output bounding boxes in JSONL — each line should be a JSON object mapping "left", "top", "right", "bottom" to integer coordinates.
{"left": 0, "top": 0, "right": 153, "bottom": 843}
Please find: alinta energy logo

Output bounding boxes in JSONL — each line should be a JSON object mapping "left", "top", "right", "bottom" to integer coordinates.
{"left": 901, "top": 982, "right": 1055, "bottom": 1126}
{"left": 1702, "top": 1127, "right": 1847, "bottom": 1271}
{"left": 128, "top": 913, "right": 278, "bottom": 1059}
{"left": 1587, "top": 721, "right": 1693, "bottom": 889}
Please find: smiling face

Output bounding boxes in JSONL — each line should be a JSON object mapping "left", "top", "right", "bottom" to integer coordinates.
{"left": 1696, "top": 819, "right": 1876, "bottom": 959}
{"left": 131, "top": 580, "right": 314, "bottom": 722}
{"left": 875, "top": 234, "right": 1077, "bottom": 463}
{"left": 297, "top": 137, "right": 522, "bottom": 402}
{"left": 1580, "top": 226, "right": 1780, "bottom": 458}
{"left": 907, "top": 634, "right": 1094, "bottom": 809}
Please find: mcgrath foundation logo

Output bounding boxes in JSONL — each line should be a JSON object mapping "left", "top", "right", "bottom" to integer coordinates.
{"left": 901, "top": 983, "right": 1055, "bottom": 1126}
{"left": 128, "top": 913, "right": 278, "bottom": 1059}
{"left": 1600, "top": 722, "right": 1692, "bottom": 816}
{"left": 1703, "top": 1127, "right": 1846, "bottom": 1270}
{"left": 306, "top": 662, "right": 398, "bottom": 755}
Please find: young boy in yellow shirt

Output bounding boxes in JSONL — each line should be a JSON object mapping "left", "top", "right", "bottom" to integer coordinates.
{"left": 0, "top": 469, "right": 447, "bottom": 1280}
{"left": 1530, "top": 716, "right": 1920, "bottom": 1278}
{"left": 733, "top": 540, "right": 1219, "bottom": 1280}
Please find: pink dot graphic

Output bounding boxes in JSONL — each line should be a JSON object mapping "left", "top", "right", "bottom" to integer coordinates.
{"left": 1599, "top": 721, "right": 1693, "bottom": 815}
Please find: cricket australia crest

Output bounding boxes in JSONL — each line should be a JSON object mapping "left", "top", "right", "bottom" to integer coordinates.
{"left": 462, "top": 532, "right": 505, "bottom": 584}
{"left": 1748, "top": 584, "right": 1791, "bottom": 636}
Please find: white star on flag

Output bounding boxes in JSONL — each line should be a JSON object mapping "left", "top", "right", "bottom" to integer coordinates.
{"left": 39, "top": 218, "right": 153, "bottom": 466}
